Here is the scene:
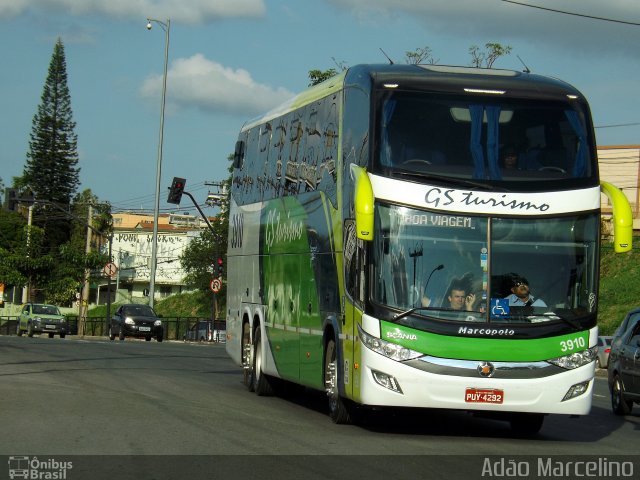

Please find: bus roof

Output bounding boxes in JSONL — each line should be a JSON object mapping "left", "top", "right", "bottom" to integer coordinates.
{"left": 240, "top": 64, "right": 586, "bottom": 132}
{"left": 241, "top": 70, "right": 348, "bottom": 132}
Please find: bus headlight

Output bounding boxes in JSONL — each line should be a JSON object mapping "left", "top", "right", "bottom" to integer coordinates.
{"left": 358, "top": 324, "right": 422, "bottom": 361}
{"left": 547, "top": 346, "right": 597, "bottom": 370}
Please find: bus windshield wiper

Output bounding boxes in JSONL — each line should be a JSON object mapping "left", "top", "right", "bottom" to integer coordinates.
{"left": 524, "top": 312, "right": 582, "bottom": 330}
{"left": 391, "top": 170, "right": 510, "bottom": 192}
{"left": 393, "top": 306, "right": 442, "bottom": 322}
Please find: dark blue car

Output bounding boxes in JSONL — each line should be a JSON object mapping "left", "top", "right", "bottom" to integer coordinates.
{"left": 608, "top": 312, "right": 640, "bottom": 415}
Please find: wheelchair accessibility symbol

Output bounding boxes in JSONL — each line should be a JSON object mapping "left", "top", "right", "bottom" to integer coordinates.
{"left": 490, "top": 298, "right": 510, "bottom": 318}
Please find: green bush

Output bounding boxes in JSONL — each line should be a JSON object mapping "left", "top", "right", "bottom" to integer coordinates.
{"left": 598, "top": 237, "right": 640, "bottom": 334}
{"left": 87, "top": 290, "right": 219, "bottom": 319}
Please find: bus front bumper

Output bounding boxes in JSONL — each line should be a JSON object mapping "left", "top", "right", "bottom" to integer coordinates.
{"left": 356, "top": 346, "right": 595, "bottom": 415}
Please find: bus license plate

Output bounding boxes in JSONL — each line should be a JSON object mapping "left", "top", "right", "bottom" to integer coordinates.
{"left": 465, "top": 388, "right": 504, "bottom": 404}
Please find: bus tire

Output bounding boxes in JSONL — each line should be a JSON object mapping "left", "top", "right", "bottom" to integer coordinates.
{"left": 242, "top": 321, "right": 255, "bottom": 392}
{"left": 324, "top": 337, "right": 352, "bottom": 424}
{"left": 252, "top": 328, "right": 274, "bottom": 396}
{"left": 509, "top": 413, "right": 544, "bottom": 436}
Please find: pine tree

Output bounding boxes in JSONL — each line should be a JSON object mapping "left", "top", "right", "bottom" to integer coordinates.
{"left": 23, "top": 38, "right": 80, "bottom": 250}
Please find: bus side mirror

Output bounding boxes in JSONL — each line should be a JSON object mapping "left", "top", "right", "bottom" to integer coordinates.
{"left": 350, "top": 164, "right": 374, "bottom": 241}
{"left": 233, "top": 140, "right": 245, "bottom": 169}
{"left": 601, "top": 181, "right": 633, "bottom": 253}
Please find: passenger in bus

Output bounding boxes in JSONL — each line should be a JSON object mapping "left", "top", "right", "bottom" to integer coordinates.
{"left": 504, "top": 275, "right": 547, "bottom": 307}
{"left": 501, "top": 146, "right": 519, "bottom": 170}
{"left": 422, "top": 273, "right": 476, "bottom": 311}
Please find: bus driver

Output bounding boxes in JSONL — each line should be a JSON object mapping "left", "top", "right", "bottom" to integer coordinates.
{"left": 505, "top": 275, "right": 547, "bottom": 307}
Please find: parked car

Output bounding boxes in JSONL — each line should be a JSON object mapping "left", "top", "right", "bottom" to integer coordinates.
{"left": 16, "top": 303, "right": 68, "bottom": 338}
{"left": 607, "top": 316, "right": 640, "bottom": 415}
{"left": 109, "top": 304, "right": 163, "bottom": 342}
{"left": 596, "top": 336, "right": 613, "bottom": 368}
{"left": 183, "top": 320, "right": 226, "bottom": 343}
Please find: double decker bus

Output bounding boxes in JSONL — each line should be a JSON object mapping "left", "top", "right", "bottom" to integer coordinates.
{"left": 225, "top": 64, "right": 632, "bottom": 434}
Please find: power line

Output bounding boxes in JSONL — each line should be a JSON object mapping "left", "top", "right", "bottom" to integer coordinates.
{"left": 500, "top": 0, "right": 640, "bottom": 26}
{"left": 108, "top": 181, "right": 211, "bottom": 211}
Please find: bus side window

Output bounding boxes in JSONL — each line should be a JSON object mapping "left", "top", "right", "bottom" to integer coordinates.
{"left": 344, "top": 220, "right": 365, "bottom": 306}
{"left": 344, "top": 220, "right": 358, "bottom": 301}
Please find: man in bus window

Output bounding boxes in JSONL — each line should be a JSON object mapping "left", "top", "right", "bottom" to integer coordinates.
{"left": 501, "top": 146, "right": 519, "bottom": 170}
{"left": 504, "top": 275, "right": 547, "bottom": 307}
{"left": 422, "top": 273, "right": 476, "bottom": 310}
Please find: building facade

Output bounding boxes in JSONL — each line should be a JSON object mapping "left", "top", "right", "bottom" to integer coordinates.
{"left": 598, "top": 145, "right": 640, "bottom": 231}
{"left": 98, "top": 212, "right": 210, "bottom": 305}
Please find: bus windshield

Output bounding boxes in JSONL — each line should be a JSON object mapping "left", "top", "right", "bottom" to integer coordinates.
{"left": 376, "top": 92, "right": 596, "bottom": 190}
{"left": 371, "top": 204, "right": 599, "bottom": 324}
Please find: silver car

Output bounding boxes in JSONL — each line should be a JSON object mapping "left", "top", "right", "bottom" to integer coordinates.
{"left": 596, "top": 336, "right": 613, "bottom": 368}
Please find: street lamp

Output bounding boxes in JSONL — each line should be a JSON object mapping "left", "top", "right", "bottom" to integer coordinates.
{"left": 146, "top": 17, "right": 170, "bottom": 308}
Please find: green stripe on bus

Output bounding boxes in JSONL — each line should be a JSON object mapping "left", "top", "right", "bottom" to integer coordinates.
{"left": 380, "top": 321, "right": 590, "bottom": 362}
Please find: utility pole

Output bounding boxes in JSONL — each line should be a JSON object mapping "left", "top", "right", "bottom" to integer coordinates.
{"left": 78, "top": 204, "right": 92, "bottom": 337}
{"left": 147, "top": 17, "right": 171, "bottom": 310}
{"left": 22, "top": 204, "right": 34, "bottom": 303}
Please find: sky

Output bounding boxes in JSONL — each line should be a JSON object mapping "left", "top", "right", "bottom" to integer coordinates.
{"left": 1, "top": 0, "right": 639, "bottom": 215}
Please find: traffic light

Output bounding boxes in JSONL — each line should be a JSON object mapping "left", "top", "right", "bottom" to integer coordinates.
{"left": 217, "top": 257, "right": 223, "bottom": 277}
{"left": 167, "top": 177, "right": 186, "bottom": 204}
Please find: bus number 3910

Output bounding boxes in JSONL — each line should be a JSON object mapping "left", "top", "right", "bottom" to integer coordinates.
{"left": 560, "top": 337, "right": 586, "bottom": 352}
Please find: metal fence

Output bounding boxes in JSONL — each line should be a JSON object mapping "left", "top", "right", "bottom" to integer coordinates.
{"left": 0, "top": 316, "right": 226, "bottom": 342}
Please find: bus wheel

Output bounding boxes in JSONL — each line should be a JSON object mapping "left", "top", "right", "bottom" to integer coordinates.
{"left": 509, "top": 413, "right": 544, "bottom": 436}
{"left": 252, "top": 328, "right": 274, "bottom": 396}
{"left": 324, "top": 338, "right": 352, "bottom": 424}
{"left": 242, "top": 322, "right": 255, "bottom": 392}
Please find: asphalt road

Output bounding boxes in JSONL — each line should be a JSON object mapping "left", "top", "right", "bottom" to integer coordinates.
{"left": 1, "top": 335, "right": 638, "bottom": 479}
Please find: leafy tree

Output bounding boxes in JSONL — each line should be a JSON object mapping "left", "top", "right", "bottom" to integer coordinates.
{"left": 180, "top": 163, "right": 231, "bottom": 315}
{"left": 0, "top": 224, "right": 54, "bottom": 298}
{"left": 308, "top": 58, "right": 348, "bottom": 86}
{"left": 308, "top": 68, "right": 338, "bottom": 87}
{"left": 0, "top": 209, "right": 27, "bottom": 285}
{"left": 469, "top": 42, "right": 513, "bottom": 68}
{"left": 44, "top": 189, "right": 112, "bottom": 305}
{"left": 309, "top": 42, "right": 512, "bottom": 85}
{"left": 0, "top": 210, "right": 27, "bottom": 255}
{"left": 405, "top": 47, "right": 438, "bottom": 65}
{"left": 23, "top": 38, "right": 80, "bottom": 251}
{"left": 69, "top": 190, "right": 112, "bottom": 246}
{"left": 0, "top": 188, "right": 111, "bottom": 305}
{"left": 45, "top": 242, "right": 107, "bottom": 306}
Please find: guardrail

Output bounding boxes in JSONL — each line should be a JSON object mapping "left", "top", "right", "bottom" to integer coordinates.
{"left": 0, "top": 316, "right": 226, "bottom": 342}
